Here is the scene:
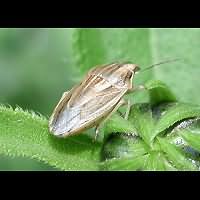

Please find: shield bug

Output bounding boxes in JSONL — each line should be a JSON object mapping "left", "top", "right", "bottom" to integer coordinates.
{"left": 49, "top": 59, "right": 180, "bottom": 139}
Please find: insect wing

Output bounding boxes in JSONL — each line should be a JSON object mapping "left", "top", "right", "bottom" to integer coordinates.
{"left": 49, "top": 67, "right": 126, "bottom": 137}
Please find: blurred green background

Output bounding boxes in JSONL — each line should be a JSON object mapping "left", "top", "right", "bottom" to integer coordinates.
{"left": 0, "top": 28, "right": 200, "bottom": 170}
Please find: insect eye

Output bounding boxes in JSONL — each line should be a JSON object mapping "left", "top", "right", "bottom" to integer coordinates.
{"left": 134, "top": 66, "right": 140, "bottom": 73}
{"left": 126, "top": 71, "right": 133, "bottom": 79}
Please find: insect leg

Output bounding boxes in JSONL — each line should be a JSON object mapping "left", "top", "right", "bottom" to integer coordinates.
{"left": 94, "top": 98, "right": 126, "bottom": 141}
{"left": 124, "top": 99, "right": 131, "bottom": 120}
{"left": 94, "top": 127, "right": 100, "bottom": 141}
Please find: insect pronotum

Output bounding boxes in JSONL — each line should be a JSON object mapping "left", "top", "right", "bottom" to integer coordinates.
{"left": 49, "top": 59, "right": 180, "bottom": 139}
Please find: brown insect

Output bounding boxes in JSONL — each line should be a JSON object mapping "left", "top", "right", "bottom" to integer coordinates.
{"left": 49, "top": 59, "right": 180, "bottom": 140}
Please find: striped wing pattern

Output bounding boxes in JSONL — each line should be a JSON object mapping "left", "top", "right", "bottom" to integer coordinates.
{"left": 50, "top": 66, "right": 127, "bottom": 136}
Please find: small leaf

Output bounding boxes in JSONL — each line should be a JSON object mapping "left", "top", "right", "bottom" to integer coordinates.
{"left": 157, "top": 137, "right": 197, "bottom": 170}
{"left": 104, "top": 113, "right": 137, "bottom": 136}
{"left": 0, "top": 105, "right": 101, "bottom": 171}
{"left": 101, "top": 134, "right": 149, "bottom": 161}
{"left": 144, "top": 150, "right": 177, "bottom": 171}
{"left": 101, "top": 134, "right": 149, "bottom": 170}
{"left": 180, "top": 130, "right": 200, "bottom": 152}
{"left": 145, "top": 80, "right": 177, "bottom": 106}
{"left": 101, "top": 155, "right": 149, "bottom": 171}
{"left": 129, "top": 104, "right": 155, "bottom": 146}
{"left": 162, "top": 156, "right": 178, "bottom": 171}
{"left": 144, "top": 151, "right": 166, "bottom": 170}
{"left": 128, "top": 140, "right": 150, "bottom": 157}
{"left": 151, "top": 103, "right": 200, "bottom": 142}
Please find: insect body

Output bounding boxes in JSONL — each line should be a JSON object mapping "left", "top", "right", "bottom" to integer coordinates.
{"left": 49, "top": 63, "right": 140, "bottom": 138}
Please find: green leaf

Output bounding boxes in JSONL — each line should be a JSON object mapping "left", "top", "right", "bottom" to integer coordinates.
{"left": 145, "top": 79, "right": 177, "bottom": 106}
{"left": 0, "top": 29, "right": 80, "bottom": 170}
{"left": 101, "top": 134, "right": 149, "bottom": 170}
{"left": 104, "top": 113, "right": 137, "bottom": 136}
{"left": 143, "top": 150, "right": 178, "bottom": 171}
{"left": 157, "top": 137, "right": 197, "bottom": 170}
{"left": 127, "top": 140, "right": 150, "bottom": 157}
{"left": 144, "top": 151, "right": 166, "bottom": 170}
{"left": 151, "top": 103, "right": 200, "bottom": 142}
{"left": 180, "top": 130, "right": 200, "bottom": 152}
{"left": 0, "top": 105, "right": 101, "bottom": 171}
{"left": 129, "top": 104, "right": 155, "bottom": 146}
{"left": 101, "top": 134, "right": 149, "bottom": 161}
{"left": 73, "top": 29, "right": 107, "bottom": 74}
{"left": 162, "top": 156, "right": 178, "bottom": 171}
{"left": 101, "top": 155, "right": 149, "bottom": 171}
{"left": 151, "top": 28, "right": 200, "bottom": 105}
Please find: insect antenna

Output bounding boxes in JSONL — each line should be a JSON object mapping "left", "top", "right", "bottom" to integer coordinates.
{"left": 136, "top": 58, "right": 182, "bottom": 74}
